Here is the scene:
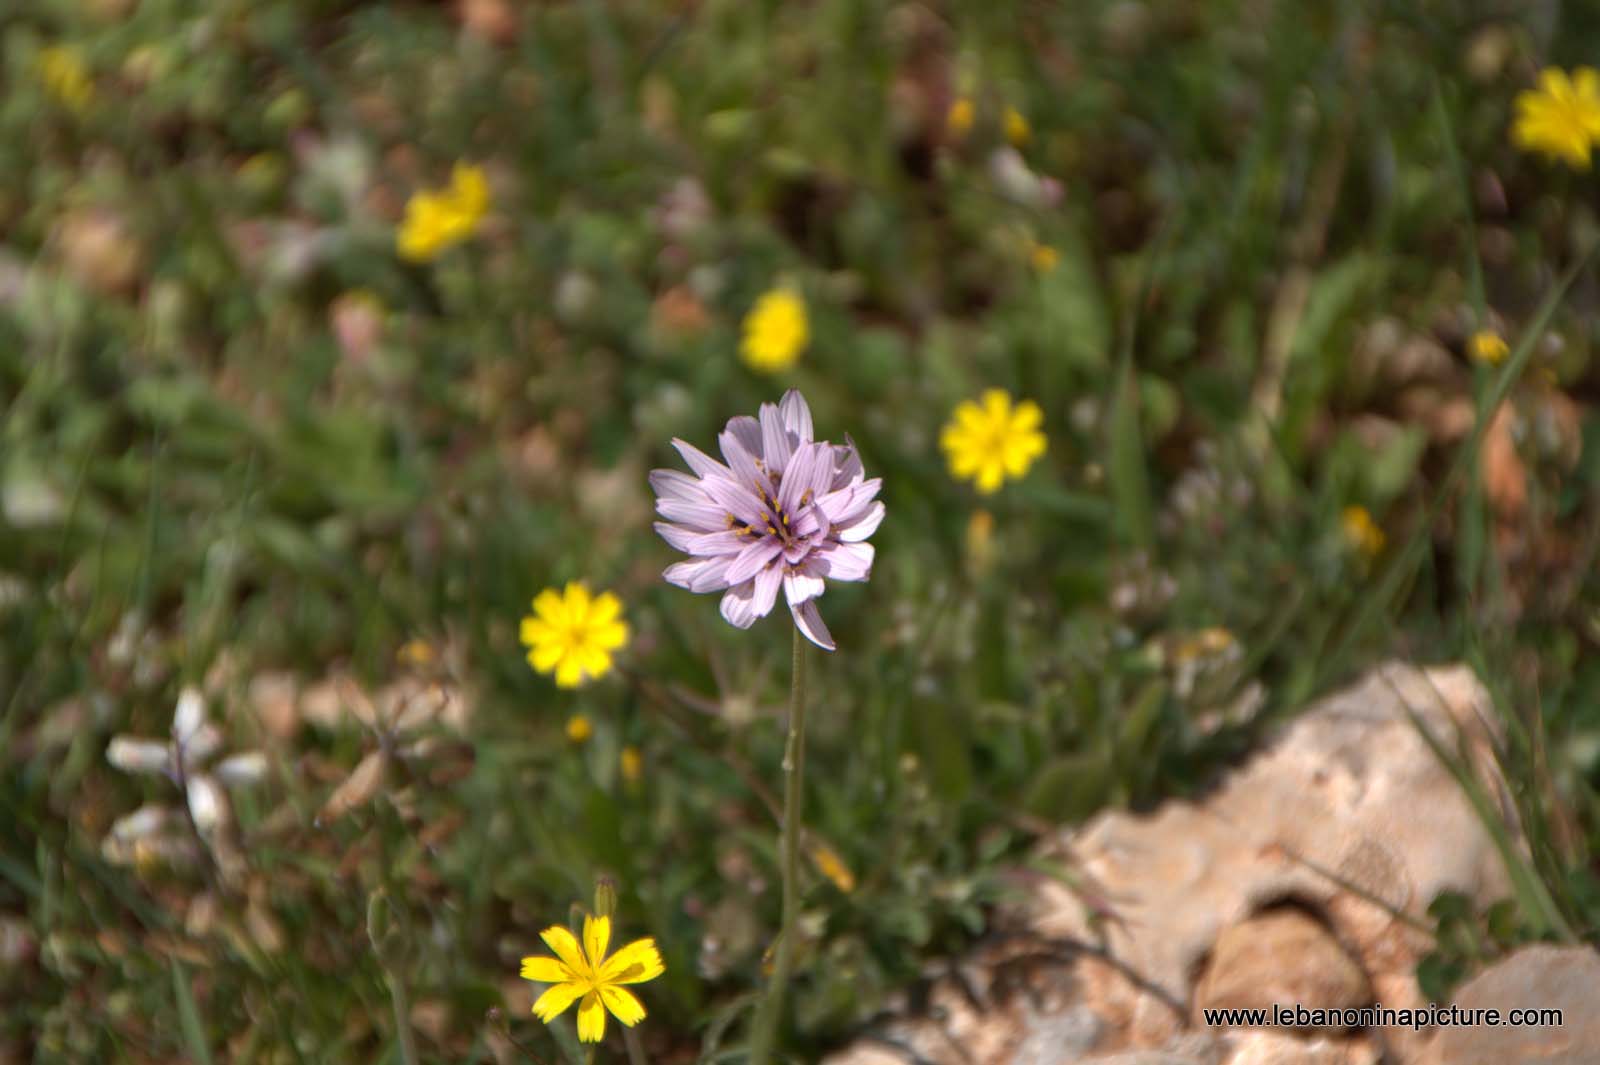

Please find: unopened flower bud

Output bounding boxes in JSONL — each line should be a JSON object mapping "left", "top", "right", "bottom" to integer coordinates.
{"left": 594, "top": 876, "right": 618, "bottom": 919}
{"left": 109, "top": 803, "right": 180, "bottom": 843}
{"left": 107, "top": 736, "right": 170, "bottom": 775}
{"left": 186, "top": 775, "right": 226, "bottom": 833}
{"left": 172, "top": 686, "right": 206, "bottom": 744}
{"left": 214, "top": 751, "right": 269, "bottom": 785}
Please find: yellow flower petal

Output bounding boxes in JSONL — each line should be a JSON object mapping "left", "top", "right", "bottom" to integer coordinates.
{"left": 577, "top": 646, "right": 614, "bottom": 680}
{"left": 1011, "top": 400, "right": 1043, "bottom": 433}
{"left": 589, "top": 592, "right": 622, "bottom": 626}
{"left": 1512, "top": 67, "right": 1600, "bottom": 169}
{"left": 531, "top": 981, "right": 586, "bottom": 1022}
{"left": 576, "top": 990, "right": 607, "bottom": 1043}
{"left": 583, "top": 914, "right": 611, "bottom": 968}
{"left": 539, "top": 925, "right": 590, "bottom": 978}
{"left": 555, "top": 656, "right": 586, "bottom": 689}
{"left": 450, "top": 163, "right": 490, "bottom": 216}
{"left": 590, "top": 619, "right": 629, "bottom": 652}
{"left": 599, "top": 985, "right": 647, "bottom": 1027}
{"left": 521, "top": 956, "right": 573, "bottom": 984}
{"left": 532, "top": 589, "right": 567, "bottom": 624}
{"left": 530, "top": 641, "right": 565, "bottom": 674}
{"left": 563, "top": 581, "right": 592, "bottom": 616}
{"left": 599, "top": 937, "right": 665, "bottom": 985}
{"left": 520, "top": 617, "right": 553, "bottom": 646}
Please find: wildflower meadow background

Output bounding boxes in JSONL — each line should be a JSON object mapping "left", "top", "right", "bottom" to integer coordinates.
{"left": 5, "top": 1, "right": 1600, "bottom": 1061}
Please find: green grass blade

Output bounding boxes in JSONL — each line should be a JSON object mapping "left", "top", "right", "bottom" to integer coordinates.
{"left": 1320, "top": 242, "right": 1597, "bottom": 684}
{"left": 171, "top": 958, "right": 216, "bottom": 1065}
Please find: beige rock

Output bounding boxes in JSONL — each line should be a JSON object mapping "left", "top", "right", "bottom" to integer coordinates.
{"left": 1416, "top": 945, "right": 1600, "bottom": 1065}
{"left": 1030, "top": 662, "right": 1510, "bottom": 1058}
{"left": 1216, "top": 1029, "right": 1377, "bottom": 1065}
{"left": 1194, "top": 909, "right": 1371, "bottom": 1025}
{"left": 824, "top": 663, "right": 1517, "bottom": 1065}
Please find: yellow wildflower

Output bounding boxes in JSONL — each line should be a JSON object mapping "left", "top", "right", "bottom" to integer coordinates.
{"left": 1341, "top": 505, "right": 1385, "bottom": 558}
{"left": 947, "top": 97, "right": 976, "bottom": 137}
{"left": 1028, "top": 242, "right": 1059, "bottom": 273}
{"left": 809, "top": 842, "right": 856, "bottom": 893}
{"left": 39, "top": 46, "right": 93, "bottom": 111}
{"left": 396, "top": 163, "right": 490, "bottom": 262}
{"left": 1173, "top": 627, "right": 1236, "bottom": 665}
{"left": 566, "top": 714, "right": 594, "bottom": 743}
{"left": 1004, "top": 106, "right": 1031, "bottom": 146}
{"left": 520, "top": 582, "right": 629, "bottom": 689}
{"left": 397, "top": 638, "right": 435, "bottom": 667}
{"left": 619, "top": 745, "right": 643, "bottom": 783}
{"left": 739, "top": 288, "right": 809, "bottom": 373}
{"left": 1512, "top": 67, "right": 1600, "bottom": 169}
{"left": 520, "top": 914, "right": 665, "bottom": 1043}
{"left": 1469, "top": 329, "right": 1509, "bottom": 366}
{"left": 940, "top": 389, "right": 1048, "bottom": 494}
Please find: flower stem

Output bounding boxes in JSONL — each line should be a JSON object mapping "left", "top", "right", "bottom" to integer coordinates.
{"left": 386, "top": 963, "right": 420, "bottom": 1065}
{"left": 748, "top": 625, "right": 807, "bottom": 1065}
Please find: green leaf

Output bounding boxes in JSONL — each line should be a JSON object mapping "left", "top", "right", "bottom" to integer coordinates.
{"left": 171, "top": 958, "right": 216, "bottom": 1065}
{"left": 1023, "top": 753, "right": 1110, "bottom": 822}
{"left": 1117, "top": 679, "right": 1169, "bottom": 758}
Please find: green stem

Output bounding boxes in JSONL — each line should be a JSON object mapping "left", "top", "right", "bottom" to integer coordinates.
{"left": 386, "top": 963, "right": 420, "bottom": 1065}
{"left": 622, "top": 1027, "right": 648, "bottom": 1065}
{"left": 747, "top": 626, "right": 808, "bottom": 1065}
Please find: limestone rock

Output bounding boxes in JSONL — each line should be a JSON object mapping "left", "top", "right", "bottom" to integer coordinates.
{"left": 1417, "top": 945, "right": 1600, "bottom": 1065}
{"left": 1216, "top": 1030, "right": 1378, "bottom": 1065}
{"left": 1029, "top": 662, "right": 1511, "bottom": 1060}
{"left": 823, "top": 663, "right": 1517, "bottom": 1065}
{"left": 1194, "top": 909, "right": 1372, "bottom": 1025}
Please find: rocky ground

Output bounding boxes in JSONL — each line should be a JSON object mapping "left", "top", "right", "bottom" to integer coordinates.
{"left": 824, "top": 663, "right": 1600, "bottom": 1065}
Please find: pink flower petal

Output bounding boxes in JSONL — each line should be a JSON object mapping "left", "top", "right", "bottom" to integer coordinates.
{"left": 718, "top": 429, "right": 767, "bottom": 495}
{"left": 720, "top": 582, "right": 759, "bottom": 628}
{"left": 837, "top": 501, "right": 884, "bottom": 542}
{"left": 759, "top": 402, "right": 793, "bottom": 470}
{"left": 725, "top": 539, "right": 782, "bottom": 585}
{"left": 752, "top": 562, "right": 784, "bottom": 617}
{"left": 664, "top": 556, "right": 734, "bottom": 593}
{"left": 791, "top": 599, "right": 835, "bottom": 651}
{"left": 723, "top": 415, "right": 764, "bottom": 462}
{"left": 649, "top": 468, "right": 707, "bottom": 502}
{"left": 783, "top": 565, "right": 826, "bottom": 605}
{"left": 779, "top": 389, "right": 813, "bottom": 442}
{"left": 657, "top": 498, "right": 730, "bottom": 531}
{"left": 671, "top": 438, "right": 730, "bottom": 479}
{"left": 815, "top": 541, "right": 873, "bottom": 581}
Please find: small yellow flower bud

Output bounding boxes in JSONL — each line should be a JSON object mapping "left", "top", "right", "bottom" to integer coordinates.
{"left": 620, "top": 745, "right": 643, "bottom": 784}
{"left": 1341, "top": 505, "right": 1385, "bottom": 558}
{"left": 947, "top": 97, "right": 976, "bottom": 137}
{"left": 594, "top": 876, "right": 618, "bottom": 918}
{"left": 1028, "top": 242, "right": 1060, "bottom": 274}
{"left": 1469, "top": 330, "right": 1509, "bottom": 366}
{"left": 1004, "top": 107, "right": 1031, "bottom": 146}
{"left": 809, "top": 843, "right": 856, "bottom": 893}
